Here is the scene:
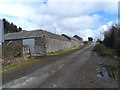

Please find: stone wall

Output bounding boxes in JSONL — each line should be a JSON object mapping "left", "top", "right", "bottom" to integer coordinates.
{"left": 4, "top": 37, "right": 83, "bottom": 56}
{"left": 75, "top": 40, "right": 83, "bottom": 46}
{"left": 74, "top": 40, "right": 80, "bottom": 47}
{"left": 45, "top": 37, "right": 72, "bottom": 53}
{"left": 34, "top": 37, "right": 46, "bottom": 56}
{"left": 71, "top": 40, "right": 76, "bottom": 47}
{"left": 71, "top": 40, "right": 82, "bottom": 47}
{"left": 4, "top": 40, "right": 23, "bottom": 46}
{"left": 45, "top": 37, "right": 83, "bottom": 53}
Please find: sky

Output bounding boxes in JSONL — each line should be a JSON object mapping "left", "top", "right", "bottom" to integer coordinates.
{"left": 0, "top": 0, "right": 118, "bottom": 41}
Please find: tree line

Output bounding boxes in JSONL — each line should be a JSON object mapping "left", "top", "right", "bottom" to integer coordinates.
{"left": 103, "top": 23, "right": 120, "bottom": 56}
{"left": 2, "top": 18, "right": 22, "bottom": 34}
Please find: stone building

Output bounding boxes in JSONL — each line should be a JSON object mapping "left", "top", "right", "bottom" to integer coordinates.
{"left": 4, "top": 30, "right": 83, "bottom": 56}
{"left": 61, "top": 34, "right": 83, "bottom": 47}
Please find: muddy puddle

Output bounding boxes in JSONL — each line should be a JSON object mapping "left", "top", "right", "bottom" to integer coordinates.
{"left": 96, "top": 64, "right": 118, "bottom": 80}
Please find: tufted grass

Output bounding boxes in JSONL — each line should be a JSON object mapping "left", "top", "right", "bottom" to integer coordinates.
{"left": 47, "top": 44, "right": 86, "bottom": 56}
{"left": 1, "top": 58, "right": 39, "bottom": 73}
{"left": 94, "top": 43, "right": 118, "bottom": 59}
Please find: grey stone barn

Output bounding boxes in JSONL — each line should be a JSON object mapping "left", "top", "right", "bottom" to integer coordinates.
{"left": 73, "top": 35, "right": 83, "bottom": 45}
{"left": 61, "top": 34, "right": 83, "bottom": 47}
{"left": 4, "top": 30, "right": 83, "bottom": 56}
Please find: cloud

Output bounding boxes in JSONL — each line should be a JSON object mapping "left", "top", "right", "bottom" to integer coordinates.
{"left": 87, "top": 21, "right": 114, "bottom": 41}
{"left": 0, "top": 2, "right": 35, "bottom": 18}
{"left": 0, "top": 0, "right": 118, "bottom": 41}
{"left": 61, "top": 14, "right": 102, "bottom": 30}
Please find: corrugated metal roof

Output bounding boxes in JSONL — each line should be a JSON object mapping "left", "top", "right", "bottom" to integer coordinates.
{"left": 4, "top": 30, "right": 70, "bottom": 41}
{"left": 4, "top": 30, "right": 44, "bottom": 40}
{"left": 73, "top": 35, "right": 83, "bottom": 40}
{"left": 41, "top": 30, "right": 70, "bottom": 41}
{"left": 61, "top": 34, "right": 78, "bottom": 40}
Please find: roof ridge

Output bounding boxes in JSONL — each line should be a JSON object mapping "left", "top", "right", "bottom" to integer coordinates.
{"left": 40, "top": 30, "right": 45, "bottom": 37}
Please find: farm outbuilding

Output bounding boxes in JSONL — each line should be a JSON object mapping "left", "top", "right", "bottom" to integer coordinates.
{"left": 4, "top": 30, "right": 83, "bottom": 56}
{"left": 61, "top": 34, "right": 83, "bottom": 47}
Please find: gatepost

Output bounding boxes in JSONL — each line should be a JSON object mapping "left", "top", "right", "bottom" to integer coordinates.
{"left": 0, "top": 19, "right": 4, "bottom": 89}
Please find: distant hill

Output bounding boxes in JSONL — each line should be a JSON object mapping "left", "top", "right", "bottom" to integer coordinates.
{"left": 2, "top": 18, "right": 22, "bottom": 34}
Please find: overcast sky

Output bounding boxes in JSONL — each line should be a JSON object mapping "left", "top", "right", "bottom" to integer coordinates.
{"left": 0, "top": 0, "right": 118, "bottom": 41}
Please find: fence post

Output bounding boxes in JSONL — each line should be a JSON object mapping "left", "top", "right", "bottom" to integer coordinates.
{"left": 22, "top": 47, "right": 24, "bottom": 58}
{"left": 29, "top": 48, "right": 32, "bottom": 58}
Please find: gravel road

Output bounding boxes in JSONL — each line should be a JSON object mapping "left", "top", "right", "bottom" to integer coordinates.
{"left": 2, "top": 43, "right": 118, "bottom": 88}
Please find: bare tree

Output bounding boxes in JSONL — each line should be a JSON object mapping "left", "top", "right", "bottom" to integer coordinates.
{"left": 103, "top": 23, "right": 120, "bottom": 56}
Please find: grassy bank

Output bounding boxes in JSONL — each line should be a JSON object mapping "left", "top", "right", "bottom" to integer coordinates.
{"left": 114, "top": 66, "right": 120, "bottom": 80}
{"left": 94, "top": 43, "right": 118, "bottom": 59}
{"left": 1, "top": 58, "right": 39, "bottom": 73}
{"left": 47, "top": 44, "right": 86, "bottom": 56}
{"left": 94, "top": 43, "right": 120, "bottom": 79}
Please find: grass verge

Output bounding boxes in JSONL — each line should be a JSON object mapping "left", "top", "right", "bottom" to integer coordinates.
{"left": 94, "top": 43, "right": 120, "bottom": 79}
{"left": 114, "top": 66, "right": 120, "bottom": 80}
{"left": 1, "top": 58, "right": 39, "bottom": 73}
{"left": 46, "top": 44, "right": 86, "bottom": 56}
{"left": 94, "top": 43, "right": 118, "bottom": 59}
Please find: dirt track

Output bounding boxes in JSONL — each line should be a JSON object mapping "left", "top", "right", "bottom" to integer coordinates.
{"left": 2, "top": 43, "right": 118, "bottom": 88}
